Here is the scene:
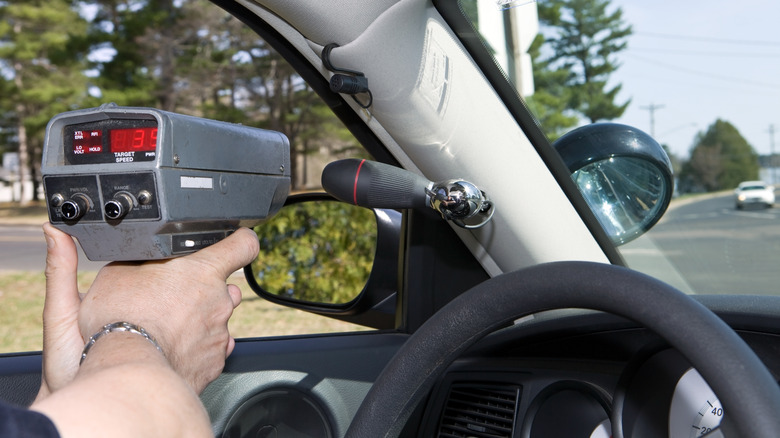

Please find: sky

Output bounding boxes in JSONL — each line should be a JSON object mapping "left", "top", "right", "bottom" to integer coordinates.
{"left": 61, "top": 0, "right": 780, "bottom": 162}
{"left": 605, "top": 0, "right": 780, "bottom": 160}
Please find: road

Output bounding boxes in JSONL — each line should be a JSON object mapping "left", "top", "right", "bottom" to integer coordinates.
{"left": 0, "top": 224, "right": 107, "bottom": 271}
{"left": 622, "top": 194, "right": 780, "bottom": 295}
{"left": 3, "top": 194, "right": 780, "bottom": 289}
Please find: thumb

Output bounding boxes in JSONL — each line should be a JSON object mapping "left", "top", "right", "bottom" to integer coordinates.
{"left": 187, "top": 227, "right": 260, "bottom": 279}
{"left": 39, "top": 223, "right": 85, "bottom": 395}
{"left": 42, "top": 223, "right": 81, "bottom": 325}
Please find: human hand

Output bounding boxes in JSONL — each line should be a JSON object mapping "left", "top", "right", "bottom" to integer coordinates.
{"left": 77, "top": 227, "right": 259, "bottom": 393}
{"left": 37, "top": 223, "right": 259, "bottom": 398}
{"left": 36, "top": 223, "right": 91, "bottom": 401}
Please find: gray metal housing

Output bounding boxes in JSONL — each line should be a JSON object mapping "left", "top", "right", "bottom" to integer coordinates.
{"left": 42, "top": 104, "right": 291, "bottom": 260}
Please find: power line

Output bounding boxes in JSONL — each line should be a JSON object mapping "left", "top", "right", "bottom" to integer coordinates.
{"left": 630, "top": 47, "right": 780, "bottom": 58}
{"left": 768, "top": 125, "right": 777, "bottom": 184}
{"left": 659, "top": 123, "right": 697, "bottom": 138}
{"left": 624, "top": 53, "right": 780, "bottom": 91}
{"left": 635, "top": 31, "right": 780, "bottom": 47}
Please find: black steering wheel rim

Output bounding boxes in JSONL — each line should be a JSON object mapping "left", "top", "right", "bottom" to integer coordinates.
{"left": 344, "top": 261, "right": 780, "bottom": 438}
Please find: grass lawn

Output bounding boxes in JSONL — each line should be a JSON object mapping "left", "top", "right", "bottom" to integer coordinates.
{"left": 0, "top": 202, "right": 367, "bottom": 353}
{"left": 0, "top": 271, "right": 367, "bottom": 354}
{"left": 0, "top": 201, "right": 49, "bottom": 224}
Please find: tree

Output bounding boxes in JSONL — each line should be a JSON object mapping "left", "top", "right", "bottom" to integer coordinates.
{"left": 251, "top": 201, "right": 377, "bottom": 304}
{"left": 1, "top": 0, "right": 361, "bottom": 200}
{"left": 198, "top": 11, "right": 362, "bottom": 188}
{"left": 0, "top": 78, "right": 16, "bottom": 158}
{"left": 535, "top": 0, "right": 632, "bottom": 123}
{"left": 0, "top": 0, "right": 90, "bottom": 202}
{"left": 523, "top": 33, "right": 579, "bottom": 140}
{"left": 680, "top": 119, "right": 759, "bottom": 192}
{"left": 165, "top": 0, "right": 250, "bottom": 119}
{"left": 83, "top": 0, "right": 186, "bottom": 108}
{"left": 78, "top": 0, "right": 352, "bottom": 190}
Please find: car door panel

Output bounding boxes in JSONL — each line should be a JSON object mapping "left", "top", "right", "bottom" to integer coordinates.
{"left": 203, "top": 332, "right": 407, "bottom": 436}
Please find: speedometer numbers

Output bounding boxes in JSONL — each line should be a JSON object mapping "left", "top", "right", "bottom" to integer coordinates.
{"left": 669, "top": 368, "right": 723, "bottom": 438}
{"left": 691, "top": 399, "right": 723, "bottom": 436}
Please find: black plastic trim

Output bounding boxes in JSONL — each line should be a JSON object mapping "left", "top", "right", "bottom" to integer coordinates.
{"left": 398, "top": 208, "right": 490, "bottom": 333}
{"left": 0, "top": 353, "right": 43, "bottom": 407}
{"left": 519, "top": 380, "right": 611, "bottom": 437}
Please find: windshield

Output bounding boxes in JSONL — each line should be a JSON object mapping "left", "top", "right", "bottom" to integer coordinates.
{"left": 456, "top": 0, "right": 780, "bottom": 296}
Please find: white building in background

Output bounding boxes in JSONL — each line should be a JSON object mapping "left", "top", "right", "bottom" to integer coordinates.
{"left": 0, "top": 152, "right": 20, "bottom": 203}
{"left": 0, "top": 152, "right": 39, "bottom": 203}
{"left": 477, "top": 0, "right": 538, "bottom": 97}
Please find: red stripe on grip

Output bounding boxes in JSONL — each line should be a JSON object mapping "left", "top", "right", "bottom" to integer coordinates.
{"left": 353, "top": 159, "right": 366, "bottom": 205}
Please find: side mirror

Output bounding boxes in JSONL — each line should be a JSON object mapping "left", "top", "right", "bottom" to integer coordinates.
{"left": 243, "top": 192, "right": 401, "bottom": 329}
{"left": 554, "top": 123, "right": 674, "bottom": 245}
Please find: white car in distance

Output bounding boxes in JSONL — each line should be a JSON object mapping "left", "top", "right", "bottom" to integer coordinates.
{"left": 735, "top": 180, "right": 775, "bottom": 209}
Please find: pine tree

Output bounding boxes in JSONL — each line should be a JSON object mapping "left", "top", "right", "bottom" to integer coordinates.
{"left": 524, "top": 33, "right": 579, "bottom": 140}
{"left": 0, "top": 0, "right": 90, "bottom": 202}
{"left": 536, "top": 0, "right": 632, "bottom": 123}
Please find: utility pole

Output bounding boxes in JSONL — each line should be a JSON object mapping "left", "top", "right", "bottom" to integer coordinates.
{"left": 640, "top": 103, "right": 665, "bottom": 138}
{"left": 769, "top": 124, "right": 776, "bottom": 185}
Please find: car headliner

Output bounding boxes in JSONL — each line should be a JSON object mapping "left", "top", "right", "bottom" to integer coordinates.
{"left": 238, "top": 0, "right": 610, "bottom": 276}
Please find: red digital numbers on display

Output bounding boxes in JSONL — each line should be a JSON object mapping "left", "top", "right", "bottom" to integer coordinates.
{"left": 110, "top": 127, "right": 158, "bottom": 153}
{"left": 72, "top": 130, "right": 103, "bottom": 154}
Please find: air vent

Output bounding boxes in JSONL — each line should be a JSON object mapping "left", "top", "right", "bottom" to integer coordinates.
{"left": 437, "top": 383, "right": 521, "bottom": 438}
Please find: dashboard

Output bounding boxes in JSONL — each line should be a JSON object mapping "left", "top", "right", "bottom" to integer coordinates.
{"left": 411, "top": 302, "right": 780, "bottom": 438}
{"left": 201, "top": 296, "right": 780, "bottom": 438}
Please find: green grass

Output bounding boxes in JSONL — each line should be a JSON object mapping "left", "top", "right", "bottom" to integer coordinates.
{"left": 0, "top": 201, "right": 49, "bottom": 224}
{"left": 0, "top": 271, "right": 367, "bottom": 354}
{"left": 0, "top": 201, "right": 368, "bottom": 354}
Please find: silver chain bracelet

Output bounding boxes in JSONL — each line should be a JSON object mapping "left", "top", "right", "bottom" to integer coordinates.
{"left": 80, "top": 322, "right": 163, "bottom": 365}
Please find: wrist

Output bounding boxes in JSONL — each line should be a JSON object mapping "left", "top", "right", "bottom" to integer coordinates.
{"left": 81, "top": 322, "right": 164, "bottom": 366}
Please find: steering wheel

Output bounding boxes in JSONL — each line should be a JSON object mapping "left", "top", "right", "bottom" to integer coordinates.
{"left": 344, "top": 261, "right": 780, "bottom": 438}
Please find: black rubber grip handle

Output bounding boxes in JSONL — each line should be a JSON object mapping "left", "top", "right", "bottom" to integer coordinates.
{"left": 321, "top": 159, "right": 431, "bottom": 210}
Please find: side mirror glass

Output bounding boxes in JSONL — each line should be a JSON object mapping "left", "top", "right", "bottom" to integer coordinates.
{"left": 554, "top": 123, "right": 674, "bottom": 245}
{"left": 245, "top": 193, "right": 378, "bottom": 305}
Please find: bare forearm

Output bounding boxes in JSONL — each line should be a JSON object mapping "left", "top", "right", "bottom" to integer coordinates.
{"left": 31, "top": 334, "right": 212, "bottom": 438}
